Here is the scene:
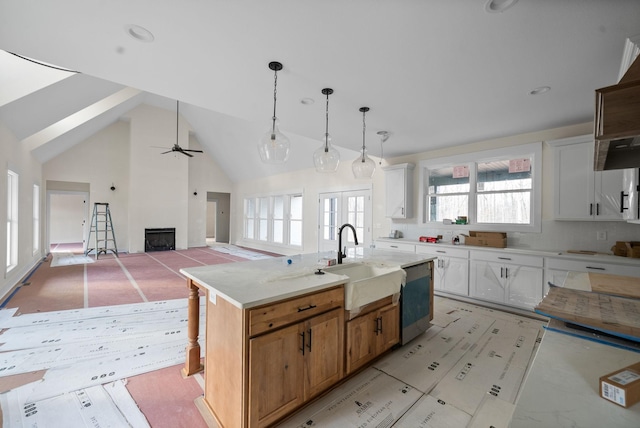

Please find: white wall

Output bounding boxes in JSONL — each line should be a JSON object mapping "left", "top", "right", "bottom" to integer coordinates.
{"left": 43, "top": 120, "right": 130, "bottom": 251}
{"left": 42, "top": 104, "right": 233, "bottom": 254}
{"left": 231, "top": 122, "right": 640, "bottom": 255}
{"left": 0, "top": 121, "right": 43, "bottom": 300}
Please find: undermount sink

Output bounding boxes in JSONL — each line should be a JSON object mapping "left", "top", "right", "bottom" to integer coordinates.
{"left": 324, "top": 262, "right": 406, "bottom": 311}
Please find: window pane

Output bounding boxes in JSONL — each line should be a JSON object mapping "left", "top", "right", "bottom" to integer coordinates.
{"left": 429, "top": 195, "right": 468, "bottom": 222}
{"left": 290, "top": 221, "right": 302, "bottom": 246}
{"left": 477, "top": 159, "right": 532, "bottom": 191}
{"left": 273, "top": 220, "right": 283, "bottom": 243}
{"left": 273, "top": 196, "right": 284, "bottom": 218}
{"left": 291, "top": 195, "right": 302, "bottom": 219}
{"left": 477, "top": 191, "right": 531, "bottom": 224}
{"left": 429, "top": 166, "right": 470, "bottom": 194}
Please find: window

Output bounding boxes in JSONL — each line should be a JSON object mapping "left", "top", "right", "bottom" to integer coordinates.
{"left": 244, "top": 192, "right": 303, "bottom": 247}
{"left": 7, "top": 170, "right": 18, "bottom": 272}
{"left": 33, "top": 184, "right": 40, "bottom": 254}
{"left": 420, "top": 142, "right": 542, "bottom": 232}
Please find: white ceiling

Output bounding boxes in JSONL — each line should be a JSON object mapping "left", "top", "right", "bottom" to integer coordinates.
{"left": 1, "top": 1, "right": 640, "bottom": 182}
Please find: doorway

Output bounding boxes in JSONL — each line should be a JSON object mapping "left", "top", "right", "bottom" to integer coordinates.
{"left": 318, "top": 188, "right": 372, "bottom": 255}
{"left": 47, "top": 191, "right": 89, "bottom": 253}
{"left": 207, "top": 192, "right": 230, "bottom": 244}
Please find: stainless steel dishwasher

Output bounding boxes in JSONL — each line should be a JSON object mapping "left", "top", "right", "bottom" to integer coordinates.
{"left": 400, "top": 261, "right": 432, "bottom": 345}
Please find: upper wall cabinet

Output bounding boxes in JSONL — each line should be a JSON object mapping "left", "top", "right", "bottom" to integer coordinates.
{"left": 383, "top": 163, "right": 414, "bottom": 219}
{"left": 549, "top": 135, "right": 625, "bottom": 221}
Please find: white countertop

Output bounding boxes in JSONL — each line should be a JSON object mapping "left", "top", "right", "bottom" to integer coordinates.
{"left": 510, "top": 329, "right": 640, "bottom": 427}
{"left": 376, "top": 237, "right": 640, "bottom": 266}
{"left": 180, "top": 249, "right": 435, "bottom": 309}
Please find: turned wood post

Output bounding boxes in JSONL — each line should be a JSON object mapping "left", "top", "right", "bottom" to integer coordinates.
{"left": 183, "top": 278, "right": 204, "bottom": 376}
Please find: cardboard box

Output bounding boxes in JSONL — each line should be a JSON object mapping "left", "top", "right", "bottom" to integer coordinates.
{"left": 600, "top": 361, "right": 640, "bottom": 408}
{"left": 611, "top": 241, "right": 640, "bottom": 258}
{"left": 464, "top": 231, "right": 507, "bottom": 248}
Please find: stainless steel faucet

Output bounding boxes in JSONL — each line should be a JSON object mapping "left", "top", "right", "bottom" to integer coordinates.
{"left": 337, "top": 223, "right": 359, "bottom": 264}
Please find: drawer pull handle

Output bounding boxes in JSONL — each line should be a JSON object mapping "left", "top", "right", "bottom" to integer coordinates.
{"left": 586, "top": 266, "right": 606, "bottom": 271}
{"left": 307, "top": 328, "right": 312, "bottom": 351}
{"left": 498, "top": 257, "right": 512, "bottom": 261}
{"left": 436, "top": 250, "right": 446, "bottom": 253}
{"left": 390, "top": 245, "right": 398, "bottom": 248}
{"left": 297, "top": 304, "right": 317, "bottom": 312}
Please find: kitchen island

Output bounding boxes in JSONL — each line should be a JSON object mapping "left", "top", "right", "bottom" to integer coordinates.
{"left": 180, "top": 249, "right": 435, "bottom": 428}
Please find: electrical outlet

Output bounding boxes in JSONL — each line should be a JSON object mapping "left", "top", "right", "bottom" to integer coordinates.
{"left": 596, "top": 231, "right": 607, "bottom": 241}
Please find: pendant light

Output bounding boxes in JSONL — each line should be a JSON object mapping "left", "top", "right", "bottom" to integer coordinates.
{"left": 258, "top": 61, "right": 290, "bottom": 163}
{"left": 352, "top": 107, "right": 376, "bottom": 179}
{"left": 313, "top": 88, "right": 340, "bottom": 173}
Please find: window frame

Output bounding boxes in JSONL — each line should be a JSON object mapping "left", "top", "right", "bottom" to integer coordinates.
{"left": 418, "top": 142, "right": 542, "bottom": 233}
{"left": 7, "top": 170, "right": 19, "bottom": 272}
{"left": 243, "top": 190, "right": 304, "bottom": 249}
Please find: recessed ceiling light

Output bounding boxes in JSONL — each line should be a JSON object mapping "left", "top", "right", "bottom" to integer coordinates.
{"left": 485, "top": 0, "right": 518, "bottom": 13}
{"left": 529, "top": 86, "right": 551, "bottom": 95}
{"left": 125, "top": 24, "right": 155, "bottom": 42}
{"left": 300, "top": 97, "right": 315, "bottom": 105}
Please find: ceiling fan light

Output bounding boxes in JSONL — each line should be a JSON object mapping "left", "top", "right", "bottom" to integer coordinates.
{"left": 258, "top": 118, "right": 290, "bottom": 163}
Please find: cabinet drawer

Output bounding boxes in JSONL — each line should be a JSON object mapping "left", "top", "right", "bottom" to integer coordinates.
{"left": 375, "top": 240, "right": 415, "bottom": 252}
{"left": 545, "top": 258, "right": 640, "bottom": 277}
{"left": 248, "top": 287, "right": 344, "bottom": 337}
{"left": 415, "top": 245, "right": 468, "bottom": 259}
{"left": 470, "top": 250, "right": 543, "bottom": 267}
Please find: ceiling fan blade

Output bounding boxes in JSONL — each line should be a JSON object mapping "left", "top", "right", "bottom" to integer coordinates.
{"left": 181, "top": 151, "right": 194, "bottom": 157}
{"left": 182, "top": 149, "right": 203, "bottom": 153}
{"left": 161, "top": 150, "right": 172, "bottom": 154}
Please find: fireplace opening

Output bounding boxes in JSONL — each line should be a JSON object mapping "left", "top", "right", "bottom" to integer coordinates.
{"left": 145, "top": 228, "right": 175, "bottom": 252}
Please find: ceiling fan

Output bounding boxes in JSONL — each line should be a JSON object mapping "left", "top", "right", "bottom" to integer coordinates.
{"left": 159, "top": 100, "right": 203, "bottom": 157}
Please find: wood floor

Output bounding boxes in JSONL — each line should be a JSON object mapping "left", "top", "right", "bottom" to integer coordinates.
{"left": 0, "top": 244, "right": 545, "bottom": 427}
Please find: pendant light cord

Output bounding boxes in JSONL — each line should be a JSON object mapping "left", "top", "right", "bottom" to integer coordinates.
{"left": 324, "top": 91, "right": 330, "bottom": 152}
{"left": 361, "top": 109, "right": 367, "bottom": 162}
{"left": 271, "top": 67, "right": 278, "bottom": 135}
{"left": 176, "top": 100, "right": 179, "bottom": 145}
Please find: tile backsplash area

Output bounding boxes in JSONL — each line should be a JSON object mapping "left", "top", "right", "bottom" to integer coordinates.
{"left": 393, "top": 220, "right": 640, "bottom": 254}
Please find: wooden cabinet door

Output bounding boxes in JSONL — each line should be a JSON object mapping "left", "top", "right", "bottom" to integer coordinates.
{"left": 248, "top": 323, "right": 304, "bottom": 427}
{"left": 304, "top": 308, "right": 344, "bottom": 399}
{"left": 378, "top": 304, "right": 400, "bottom": 353}
{"left": 345, "top": 311, "right": 378, "bottom": 374}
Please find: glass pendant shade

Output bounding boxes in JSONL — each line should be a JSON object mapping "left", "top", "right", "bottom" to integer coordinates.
{"left": 352, "top": 106, "right": 375, "bottom": 179}
{"left": 352, "top": 150, "right": 376, "bottom": 178}
{"left": 314, "top": 134, "right": 340, "bottom": 172}
{"left": 258, "top": 118, "right": 290, "bottom": 163}
{"left": 314, "top": 87, "right": 339, "bottom": 173}
{"left": 259, "top": 61, "right": 290, "bottom": 164}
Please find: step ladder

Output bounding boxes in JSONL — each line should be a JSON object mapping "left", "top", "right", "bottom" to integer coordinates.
{"left": 85, "top": 202, "right": 118, "bottom": 259}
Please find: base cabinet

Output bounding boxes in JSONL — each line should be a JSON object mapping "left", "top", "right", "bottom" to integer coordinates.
{"left": 345, "top": 300, "right": 399, "bottom": 374}
{"left": 415, "top": 246, "right": 469, "bottom": 296}
{"left": 248, "top": 308, "right": 344, "bottom": 427}
{"left": 203, "top": 285, "right": 344, "bottom": 428}
{"left": 469, "top": 251, "right": 543, "bottom": 310}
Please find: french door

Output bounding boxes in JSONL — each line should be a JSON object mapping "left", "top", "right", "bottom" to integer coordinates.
{"left": 318, "top": 189, "right": 372, "bottom": 256}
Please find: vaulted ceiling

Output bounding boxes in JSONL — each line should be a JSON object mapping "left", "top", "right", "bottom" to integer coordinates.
{"left": 1, "top": 1, "right": 640, "bottom": 182}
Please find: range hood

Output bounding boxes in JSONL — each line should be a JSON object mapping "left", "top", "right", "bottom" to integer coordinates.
{"left": 594, "top": 53, "right": 640, "bottom": 171}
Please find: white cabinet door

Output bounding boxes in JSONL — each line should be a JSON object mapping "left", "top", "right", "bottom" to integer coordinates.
{"left": 383, "top": 164, "right": 414, "bottom": 219}
{"left": 506, "top": 265, "right": 543, "bottom": 309}
{"left": 594, "top": 169, "right": 626, "bottom": 220}
{"left": 470, "top": 260, "right": 505, "bottom": 303}
{"left": 551, "top": 136, "right": 624, "bottom": 221}
{"left": 554, "top": 142, "right": 595, "bottom": 220}
{"left": 438, "top": 256, "right": 469, "bottom": 296}
{"left": 416, "top": 246, "right": 469, "bottom": 296}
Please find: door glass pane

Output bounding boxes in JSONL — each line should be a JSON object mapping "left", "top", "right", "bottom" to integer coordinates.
{"left": 273, "top": 196, "right": 284, "bottom": 243}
